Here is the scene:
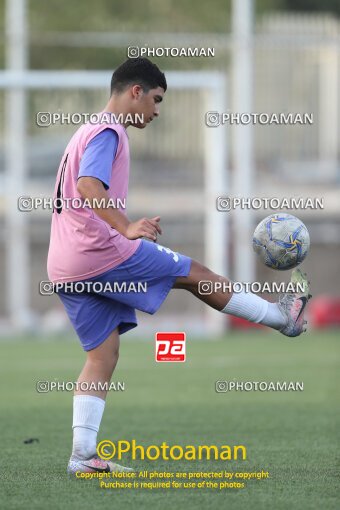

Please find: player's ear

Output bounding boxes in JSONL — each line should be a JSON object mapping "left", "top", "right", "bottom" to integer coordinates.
{"left": 131, "top": 84, "right": 144, "bottom": 100}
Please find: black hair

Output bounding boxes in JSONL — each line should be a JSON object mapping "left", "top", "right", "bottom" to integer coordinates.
{"left": 111, "top": 57, "right": 167, "bottom": 95}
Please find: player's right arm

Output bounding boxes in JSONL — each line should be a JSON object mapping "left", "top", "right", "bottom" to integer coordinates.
{"left": 77, "top": 176, "right": 162, "bottom": 241}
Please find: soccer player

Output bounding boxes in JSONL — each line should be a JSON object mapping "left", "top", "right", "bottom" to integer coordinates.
{"left": 47, "top": 58, "right": 311, "bottom": 474}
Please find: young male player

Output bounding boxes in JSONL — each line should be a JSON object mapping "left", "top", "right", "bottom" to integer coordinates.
{"left": 47, "top": 58, "right": 311, "bottom": 474}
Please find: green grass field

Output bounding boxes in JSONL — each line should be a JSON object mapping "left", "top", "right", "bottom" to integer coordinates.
{"left": 0, "top": 331, "right": 339, "bottom": 510}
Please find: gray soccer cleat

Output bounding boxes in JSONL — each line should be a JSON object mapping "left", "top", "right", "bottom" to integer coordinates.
{"left": 278, "top": 268, "right": 312, "bottom": 337}
{"left": 67, "top": 454, "right": 134, "bottom": 475}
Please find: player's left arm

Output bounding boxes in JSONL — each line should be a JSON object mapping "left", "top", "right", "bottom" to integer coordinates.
{"left": 77, "top": 129, "right": 162, "bottom": 241}
{"left": 77, "top": 177, "right": 161, "bottom": 241}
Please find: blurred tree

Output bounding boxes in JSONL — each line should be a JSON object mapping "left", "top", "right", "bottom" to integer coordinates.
{"left": 0, "top": 0, "right": 338, "bottom": 70}
{"left": 284, "top": 0, "right": 340, "bottom": 16}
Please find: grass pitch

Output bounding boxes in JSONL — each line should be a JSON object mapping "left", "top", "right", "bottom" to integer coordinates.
{"left": 0, "top": 331, "right": 339, "bottom": 510}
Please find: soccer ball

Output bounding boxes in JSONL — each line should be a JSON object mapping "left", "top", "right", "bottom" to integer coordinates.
{"left": 252, "top": 213, "right": 310, "bottom": 270}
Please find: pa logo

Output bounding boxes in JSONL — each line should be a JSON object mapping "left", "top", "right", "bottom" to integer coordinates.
{"left": 155, "top": 332, "right": 186, "bottom": 362}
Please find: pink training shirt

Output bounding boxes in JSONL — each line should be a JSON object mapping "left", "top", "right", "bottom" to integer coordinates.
{"left": 47, "top": 116, "right": 141, "bottom": 283}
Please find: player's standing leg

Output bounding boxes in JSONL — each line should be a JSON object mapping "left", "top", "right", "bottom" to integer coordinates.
{"left": 68, "top": 328, "right": 132, "bottom": 473}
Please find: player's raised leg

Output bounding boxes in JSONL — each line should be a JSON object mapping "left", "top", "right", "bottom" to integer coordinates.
{"left": 68, "top": 328, "right": 133, "bottom": 474}
{"left": 173, "top": 260, "right": 311, "bottom": 337}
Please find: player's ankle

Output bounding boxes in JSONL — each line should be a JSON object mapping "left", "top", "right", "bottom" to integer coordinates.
{"left": 72, "top": 426, "right": 97, "bottom": 459}
{"left": 221, "top": 290, "right": 286, "bottom": 330}
{"left": 222, "top": 290, "right": 268, "bottom": 323}
{"left": 262, "top": 302, "right": 286, "bottom": 330}
{"left": 72, "top": 442, "right": 96, "bottom": 459}
{"left": 72, "top": 395, "right": 105, "bottom": 459}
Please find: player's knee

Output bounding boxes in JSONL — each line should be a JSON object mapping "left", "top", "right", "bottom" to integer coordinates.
{"left": 88, "top": 347, "right": 119, "bottom": 374}
{"left": 106, "top": 348, "right": 119, "bottom": 371}
{"left": 112, "top": 347, "right": 119, "bottom": 365}
{"left": 187, "top": 260, "right": 214, "bottom": 287}
{"left": 174, "top": 260, "right": 212, "bottom": 291}
{"left": 101, "top": 356, "right": 118, "bottom": 378}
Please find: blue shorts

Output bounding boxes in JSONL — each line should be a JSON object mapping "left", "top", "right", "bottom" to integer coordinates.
{"left": 57, "top": 240, "right": 192, "bottom": 351}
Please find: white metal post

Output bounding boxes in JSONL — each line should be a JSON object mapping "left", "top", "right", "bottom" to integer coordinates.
{"left": 5, "top": 0, "right": 31, "bottom": 329}
{"left": 231, "top": 0, "right": 256, "bottom": 284}
{"left": 319, "top": 47, "right": 338, "bottom": 176}
{"left": 204, "top": 76, "right": 229, "bottom": 334}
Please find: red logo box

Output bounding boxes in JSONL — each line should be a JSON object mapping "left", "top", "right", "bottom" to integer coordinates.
{"left": 155, "top": 332, "right": 186, "bottom": 362}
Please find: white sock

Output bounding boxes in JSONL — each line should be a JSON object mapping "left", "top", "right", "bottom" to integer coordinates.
{"left": 72, "top": 395, "right": 105, "bottom": 459}
{"left": 263, "top": 302, "right": 286, "bottom": 329}
{"left": 222, "top": 290, "right": 285, "bottom": 330}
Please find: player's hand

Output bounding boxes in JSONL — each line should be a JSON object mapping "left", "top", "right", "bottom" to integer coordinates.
{"left": 125, "top": 216, "right": 162, "bottom": 241}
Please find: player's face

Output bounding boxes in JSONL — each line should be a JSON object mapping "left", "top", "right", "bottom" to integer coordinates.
{"left": 131, "top": 86, "right": 164, "bottom": 128}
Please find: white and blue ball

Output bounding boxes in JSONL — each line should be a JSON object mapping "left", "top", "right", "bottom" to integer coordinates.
{"left": 252, "top": 213, "right": 310, "bottom": 270}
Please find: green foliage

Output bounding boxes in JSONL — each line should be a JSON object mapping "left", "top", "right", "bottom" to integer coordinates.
{"left": 0, "top": 0, "right": 338, "bottom": 71}
{"left": 285, "top": 0, "right": 340, "bottom": 16}
{"left": 29, "top": 0, "right": 232, "bottom": 33}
